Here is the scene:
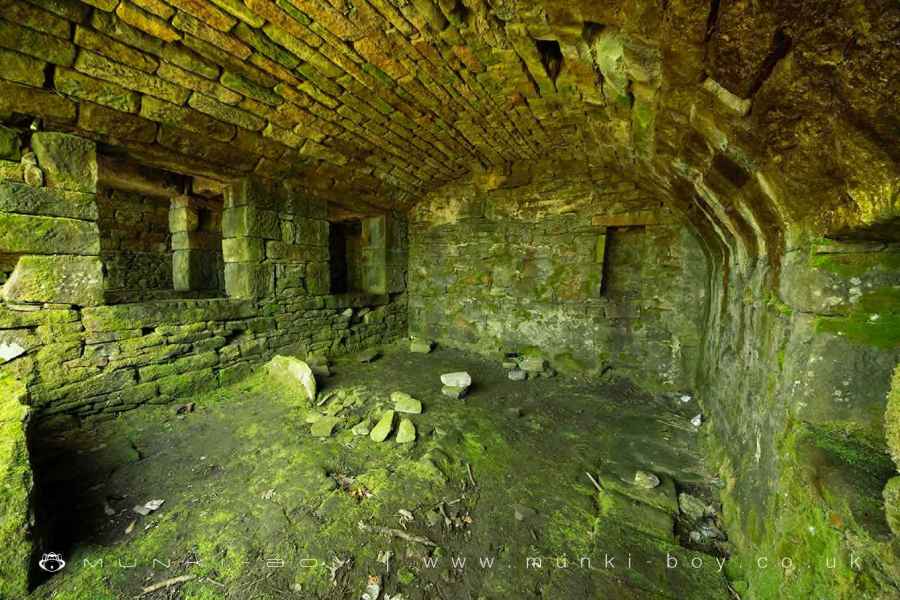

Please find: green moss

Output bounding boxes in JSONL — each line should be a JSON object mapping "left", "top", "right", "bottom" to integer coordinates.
{"left": 815, "top": 287, "right": 900, "bottom": 348}
{"left": 0, "top": 373, "right": 31, "bottom": 600}
{"left": 810, "top": 250, "right": 900, "bottom": 279}
{"left": 886, "top": 365, "right": 900, "bottom": 468}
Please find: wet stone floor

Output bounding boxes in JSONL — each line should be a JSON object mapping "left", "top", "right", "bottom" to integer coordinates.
{"left": 30, "top": 345, "right": 732, "bottom": 600}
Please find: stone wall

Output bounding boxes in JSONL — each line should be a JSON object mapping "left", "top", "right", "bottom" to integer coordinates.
{"left": 698, "top": 231, "right": 900, "bottom": 595}
{"left": 0, "top": 130, "right": 408, "bottom": 422}
{"left": 408, "top": 160, "right": 708, "bottom": 390}
{"left": 97, "top": 186, "right": 173, "bottom": 301}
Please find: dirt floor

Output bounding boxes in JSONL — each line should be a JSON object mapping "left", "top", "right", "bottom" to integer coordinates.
{"left": 28, "top": 344, "right": 733, "bottom": 600}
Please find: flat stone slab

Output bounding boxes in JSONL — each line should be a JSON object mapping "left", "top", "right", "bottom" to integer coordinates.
{"left": 391, "top": 391, "right": 422, "bottom": 414}
{"left": 596, "top": 463, "right": 678, "bottom": 515}
{"left": 370, "top": 410, "right": 395, "bottom": 442}
{"left": 310, "top": 416, "right": 341, "bottom": 438}
{"left": 396, "top": 418, "right": 416, "bottom": 443}
{"left": 440, "top": 371, "right": 471, "bottom": 387}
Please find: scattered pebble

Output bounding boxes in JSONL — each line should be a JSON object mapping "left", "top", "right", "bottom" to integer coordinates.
{"left": 440, "top": 372, "right": 471, "bottom": 387}
{"left": 691, "top": 413, "right": 703, "bottom": 428}
{"left": 133, "top": 499, "right": 165, "bottom": 516}
{"left": 370, "top": 410, "right": 395, "bottom": 442}
{"left": 396, "top": 418, "right": 416, "bottom": 444}
{"left": 633, "top": 470, "right": 660, "bottom": 489}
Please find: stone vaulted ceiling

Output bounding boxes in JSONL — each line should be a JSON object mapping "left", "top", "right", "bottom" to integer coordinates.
{"left": 0, "top": 0, "right": 897, "bottom": 231}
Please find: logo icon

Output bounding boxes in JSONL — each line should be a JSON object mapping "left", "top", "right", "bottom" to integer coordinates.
{"left": 38, "top": 553, "right": 66, "bottom": 573}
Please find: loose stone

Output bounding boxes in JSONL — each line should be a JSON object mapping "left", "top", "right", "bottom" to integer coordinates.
{"left": 396, "top": 418, "right": 416, "bottom": 444}
{"left": 633, "top": 470, "right": 661, "bottom": 489}
{"left": 508, "top": 368, "right": 526, "bottom": 381}
{"left": 392, "top": 391, "right": 422, "bottom": 414}
{"left": 410, "top": 338, "right": 434, "bottom": 353}
{"left": 369, "top": 410, "right": 395, "bottom": 442}
{"left": 440, "top": 371, "right": 471, "bottom": 387}
{"left": 310, "top": 416, "right": 340, "bottom": 438}
{"left": 358, "top": 348, "right": 381, "bottom": 363}
{"left": 441, "top": 385, "right": 467, "bottom": 399}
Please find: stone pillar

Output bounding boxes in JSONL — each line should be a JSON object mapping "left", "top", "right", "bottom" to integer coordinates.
{"left": 170, "top": 195, "right": 223, "bottom": 292}
{"left": 0, "top": 373, "right": 33, "bottom": 599}
{"left": 361, "top": 216, "right": 387, "bottom": 294}
{"left": 0, "top": 132, "right": 103, "bottom": 306}
{"left": 222, "top": 178, "right": 276, "bottom": 299}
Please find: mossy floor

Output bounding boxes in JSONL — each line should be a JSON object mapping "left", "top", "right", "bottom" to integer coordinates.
{"left": 28, "top": 345, "right": 731, "bottom": 600}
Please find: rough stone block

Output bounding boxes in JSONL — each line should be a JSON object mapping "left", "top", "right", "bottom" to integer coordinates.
{"left": 140, "top": 96, "right": 236, "bottom": 142}
{"left": 77, "top": 102, "right": 158, "bottom": 144}
{"left": 0, "top": 81, "right": 76, "bottom": 123}
{"left": 0, "top": 127, "right": 21, "bottom": 162}
{"left": 225, "top": 262, "right": 273, "bottom": 298}
{"left": 54, "top": 68, "right": 140, "bottom": 113}
{"left": 0, "top": 183, "right": 98, "bottom": 220}
{"left": 222, "top": 237, "right": 264, "bottom": 262}
{"left": 3, "top": 255, "right": 104, "bottom": 306}
{"left": 222, "top": 205, "right": 280, "bottom": 239}
{"left": 30, "top": 132, "right": 98, "bottom": 193}
{"left": 0, "top": 47, "right": 45, "bottom": 87}
{"left": 306, "top": 261, "right": 330, "bottom": 295}
{"left": 0, "top": 214, "right": 100, "bottom": 255}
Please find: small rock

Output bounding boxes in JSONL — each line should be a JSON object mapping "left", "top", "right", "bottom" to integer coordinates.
{"left": 396, "top": 418, "right": 416, "bottom": 444}
{"left": 410, "top": 339, "right": 434, "bottom": 353}
{"left": 370, "top": 410, "right": 395, "bottom": 442}
{"left": 506, "top": 407, "right": 523, "bottom": 418}
{"left": 132, "top": 499, "right": 164, "bottom": 516}
{"left": 691, "top": 413, "right": 703, "bottom": 428}
{"left": 680, "top": 394, "right": 693, "bottom": 403}
{"left": 519, "top": 356, "right": 546, "bottom": 372}
{"left": 508, "top": 368, "right": 527, "bottom": 381}
{"left": 678, "top": 492, "right": 707, "bottom": 521}
{"left": 311, "top": 416, "right": 341, "bottom": 438}
{"left": 391, "top": 391, "right": 422, "bottom": 414}
{"left": 358, "top": 348, "right": 381, "bottom": 363}
{"left": 513, "top": 504, "right": 537, "bottom": 521}
{"left": 633, "top": 470, "right": 661, "bottom": 489}
{"left": 441, "top": 385, "right": 467, "bottom": 399}
{"left": 23, "top": 164, "right": 43, "bottom": 187}
{"left": 440, "top": 371, "right": 471, "bottom": 387}
{"left": 351, "top": 419, "right": 371, "bottom": 436}
{"left": 341, "top": 308, "right": 353, "bottom": 318}
{"left": 0, "top": 341, "right": 26, "bottom": 364}
{"left": 501, "top": 360, "right": 518, "bottom": 369}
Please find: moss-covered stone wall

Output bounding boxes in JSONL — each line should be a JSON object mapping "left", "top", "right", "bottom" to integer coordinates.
{"left": 699, "top": 234, "right": 900, "bottom": 597}
{"left": 408, "top": 160, "right": 709, "bottom": 390}
{"left": 0, "top": 130, "right": 408, "bottom": 422}
{"left": 97, "top": 186, "right": 173, "bottom": 301}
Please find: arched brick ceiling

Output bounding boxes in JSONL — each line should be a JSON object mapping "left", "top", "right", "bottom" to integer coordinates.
{"left": 0, "top": 0, "right": 897, "bottom": 233}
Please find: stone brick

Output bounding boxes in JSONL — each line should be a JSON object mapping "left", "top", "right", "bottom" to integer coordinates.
{"left": 265, "top": 241, "right": 309, "bottom": 261}
{"left": 115, "top": 1, "right": 181, "bottom": 42}
{"left": 0, "top": 214, "right": 99, "bottom": 255}
{"left": 31, "top": 132, "right": 98, "bottom": 193}
{"left": 225, "top": 262, "right": 274, "bottom": 298}
{"left": 131, "top": 0, "right": 176, "bottom": 19}
{"left": 157, "top": 63, "right": 241, "bottom": 105}
{"left": 82, "top": 0, "right": 118, "bottom": 10}
{"left": 172, "top": 11, "right": 250, "bottom": 59}
{"left": 0, "top": 48, "right": 45, "bottom": 87}
{"left": 0, "top": 19, "right": 75, "bottom": 66}
{"left": 0, "top": 374, "right": 32, "bottom": 600}
{"left": 209, "top": 0, "right": 265, "bottom": 27}
{"left": 77, "top": 102, "right": 159, "bottom": 144}
{"left": 188, "top": 92, "right": 267, "bottom": 131}
{"left": 5, "top": 1, "right": 72, "bottom": 39}
{"left": 0, "top": 81, "right": 76, "bottom": 123}
{"left": 2, "top": 254, "right": 104, "bottom": 306}
{"left": 306, "top": 260, "right": 330, "bottom": 295}
{"left": 168, "top": 0, "right": 237, "bottom": 31}
{"left": 90, "top": 10, "right": 164, "bottom": 56}
{"left": 223, "top": 237, "right": 264, "bottom": 262}
{"left": 156, "top": 126, "right": 259, "bottom": 172}
{"left": 0, "top": 183, "right": 98, "bottom": 221}
{"left": 160, "top": 43, "right": 220, "bottom": 80}
{"left": 75, "top": 50, "right": 190, "bottom": 105}
{"left": 54, "top": 68, "right": 141, "bottom": 113}
{"left": 73, "top": 26, "right": 159, "bottom": 73}
{"left": 222, "top": 205, "right": 281, "bottom": 239}
{"left": 140, "top": 96, "right": 236, "bottom": 142}
{"left": 221, "top": 71, "right": 283, "bottom": 106}
{"left": 0, "top": 127, "right": 21, "bottom": 161}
